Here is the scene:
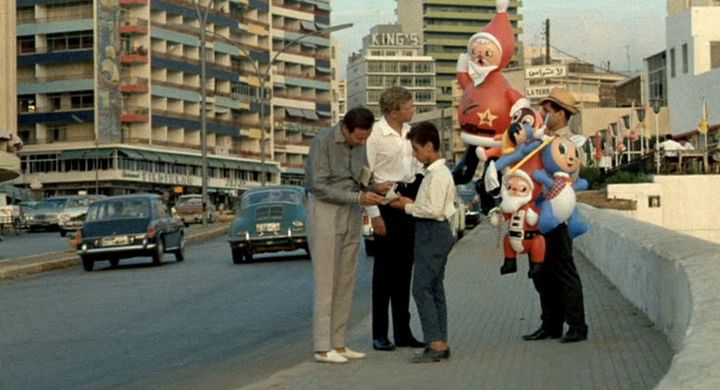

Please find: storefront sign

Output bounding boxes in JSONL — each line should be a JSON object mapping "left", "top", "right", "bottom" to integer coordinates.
{"left": 371, "top": 33, "right": 420, "bottom": 47}
{"left": 525, "top": 65, "right": 567, "bottom": 80}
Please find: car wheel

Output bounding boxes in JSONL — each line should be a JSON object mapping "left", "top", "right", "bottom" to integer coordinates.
{"left": 243, "top": 251, "right": 253, "bottom": 262}
{"left": 152, "top": 236, "right": 164, "bottom": 266}
{"left": 12, "top": 218, "right": 22, "bottom": 235}
{"left": 109, "top": 258, "right": 119, "bottom": 268}
{"left": 82, "top": 256, "right": 94, "bottom": 272}
{"left": 175, "top": 235, "right": 185, "bottom": 262}
{"left": 60, "top": 230, "right": 67, "bottom": 237}
{"left": 231, "top": 247, "right": 244, "bottom": 264}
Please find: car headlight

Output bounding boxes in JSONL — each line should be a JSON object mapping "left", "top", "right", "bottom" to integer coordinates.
{"left": 59, "top": 214, "right": 71, "bottom": 222}
{"left": 291, "top": 220, "right": 305, "bottom": 232}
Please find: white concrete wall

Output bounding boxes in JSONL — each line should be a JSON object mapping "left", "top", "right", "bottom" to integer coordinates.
{"left": 607, "top": 175, "right": 720, "bottom": 243}
{"left": 576, "top": 205, "right": 720, "bottom": 389}
{"left": 666, "top": 6, "right": 720, "bottom": 134}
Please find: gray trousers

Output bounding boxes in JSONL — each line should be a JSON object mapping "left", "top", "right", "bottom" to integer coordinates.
{"left": 307, "top": 195, "right": 363, "bottom": 351}
{"left": 412, "top": 219, "right": 454, "bottom": 343}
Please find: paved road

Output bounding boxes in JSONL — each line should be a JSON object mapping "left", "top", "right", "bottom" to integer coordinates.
{"left": 0, "top": 236, "right": 373, "bottom": 389}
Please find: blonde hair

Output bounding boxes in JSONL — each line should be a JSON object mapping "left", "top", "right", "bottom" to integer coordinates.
{"left": 379, "top": 86, "right": 413, "bottom": 115}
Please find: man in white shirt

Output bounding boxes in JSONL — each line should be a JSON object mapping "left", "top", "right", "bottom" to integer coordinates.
{"left": 680, "top": 139, "right": 695, "bottom": 150}
{"left": 366, "top": 86, "right": 426, "bottom": 351}
{"left": 658, "top": 134, "right": 683, "bottom": 157}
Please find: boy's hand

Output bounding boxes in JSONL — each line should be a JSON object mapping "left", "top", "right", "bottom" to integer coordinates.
{"left": 389, "top": 196, "right": 412, "bottom": 209}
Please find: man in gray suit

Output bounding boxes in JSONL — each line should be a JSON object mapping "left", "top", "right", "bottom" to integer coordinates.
{"left": 306, "top": 107, "right": 391, "bottom": 363}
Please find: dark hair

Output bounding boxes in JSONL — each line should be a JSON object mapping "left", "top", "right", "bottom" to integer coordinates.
{"left": 547, "top": 101, "right": 573, "bottom": 120}
{"left": 379, "top": 86, "right": 413, "bottom": 115}
{"left": 342, "top": 106, "right": 375, "bottom": 132}
{"left": 407, "top": 121, "right": 440, "bottom": 151}
{"left": 665, "top": 134, "right": 674, "bottom": 141}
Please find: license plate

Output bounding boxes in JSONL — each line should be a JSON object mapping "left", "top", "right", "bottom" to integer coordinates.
{"left": 102, "top": 236, "right": 129, "bottom": 246}
{"left": 256, "top": 222, "right": 280, "bottom": 233}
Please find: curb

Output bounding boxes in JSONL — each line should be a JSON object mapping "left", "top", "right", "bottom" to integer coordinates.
{"left": 0, "top": 224, "right": 229, "bottom": 282}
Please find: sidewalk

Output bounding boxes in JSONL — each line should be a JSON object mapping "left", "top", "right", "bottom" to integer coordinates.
{"left": 0, "top": 223, "right": 229, "bottom": 281}
{"left": 242, "top": 223, "right": 673, "bottom": 390}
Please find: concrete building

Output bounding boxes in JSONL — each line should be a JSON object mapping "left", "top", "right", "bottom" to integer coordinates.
{"left": 270, "top": 0, "right": 333, "bottom": 185}
{"left": 395, "top": 0, "right": 523, "bottom": 107}
{"left": 665, "top": 0, "right": 720, "bottom": 140}
{"left": 11, "top": 0, "right": 340, "bottom": 197}
{"left": 346, "top": 24, "right": 436, "bottom": 119}
{"left": 333, "top": 79, "right": 346, "bottom": 122}
{"left": 644, "top": 50, "right": 668, "bottom": 107}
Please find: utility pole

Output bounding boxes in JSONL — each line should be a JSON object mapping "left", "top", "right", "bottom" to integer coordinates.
{"left": 545, "top": 19, "right": 551, "bottom": 64}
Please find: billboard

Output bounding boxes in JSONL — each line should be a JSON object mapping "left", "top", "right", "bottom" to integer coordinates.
{"left": 95, "top": 0, "right": 123, "bottom": 143}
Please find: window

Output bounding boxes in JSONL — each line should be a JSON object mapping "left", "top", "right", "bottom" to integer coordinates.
{"left": 370, "top": 50, "right": 382, "bottom": 56}
{"left": 682, "top": 43, "right": 688, "bottom": 74}
{"left": 711, "top": 42, "right": 720, "bottom": 70}
{"left": 415, "top": 62, "right": 433, "bottom": 73}
{"left": 70, "top": 92, "right": 94, "bottom": 108}
{"left": 48, "top": 126, "right": 67, "bottom": 142}
{"left": 384, "top": 62, "right": 398, "bottom": 72}
{"left": 400, "top": 77, "right": 413, "bottom": 87}
{"left": 48, "top": 94, "right": 62, "bottom": 111}
{"left": 18, "top": 37, "right": 35, "bottom": 54}
{"left": 399, "top": 62, "right": 413, "bottom": 72}
{"left": 367, "top": 62, "right": 382, "bottom": 72}
{"left": 670, "top": 48, "right": 676, "bottom": 78}
{"left": 367, "top": 76, "right": 383, "bottom": 87}
{"left": 415, "top": 77, "right": 432, "bottom": 87}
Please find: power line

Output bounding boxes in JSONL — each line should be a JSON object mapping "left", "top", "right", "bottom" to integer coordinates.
{"left": 548, "top": 44, "right": 632, "bottom": 78}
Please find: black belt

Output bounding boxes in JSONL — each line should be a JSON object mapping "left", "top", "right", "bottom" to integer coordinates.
{"left": 509, "top": 231, "right": 540, "bottom": 239}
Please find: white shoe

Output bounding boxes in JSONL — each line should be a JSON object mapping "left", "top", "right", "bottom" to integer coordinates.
{"left": 336, "top": 347, "right": 366, "bottom": 360}
{"left": 314, "top": 350, "right": 349, "bottom": 364}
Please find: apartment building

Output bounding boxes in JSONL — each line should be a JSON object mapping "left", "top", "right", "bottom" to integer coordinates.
{"left": 270, "top": 0, "right": 333, "bottom": 185}
{"left": 346, "top": 24, "right": 436, "bottom": 119}
{"left": 396, "top": 0, "right": 523, "bottom": 107}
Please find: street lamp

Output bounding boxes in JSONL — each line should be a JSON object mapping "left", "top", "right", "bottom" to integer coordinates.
{"left": 636, "top": 106, "right": 646, "bottom": 156}
{"left": 191, "top": 0, "right": 212, "bottom": 226}
{"left": 621, "top": 113, "right": 631, "bottom": 162}
{"left": 651, "top": 98, "right": 662, "bottom": 174}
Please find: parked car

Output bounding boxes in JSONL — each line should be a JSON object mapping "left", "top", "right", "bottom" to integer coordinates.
{"left": 25, "top": 195, "right": 94, "bottom": 232}
{"left": 172, "top": 194, "right": 217, "bottom": 226}
{"left": 457, "top": 182, "right": 481, "bottom": 228}
{"left": 58, "top": 195, "right": 105, "bottom": 237}
{"left": 17, "top": 201, "right": 37, "bottom": 229}
{"left": 228, "top": 185, "right": 308, "bottom": 264}
{"left": 76, "top": 194, "right": 185, "bottom": 271}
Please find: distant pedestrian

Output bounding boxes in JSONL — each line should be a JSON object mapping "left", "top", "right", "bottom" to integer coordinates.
{"left": 305, "top": 107, "right": 391, "bottom": 364}
{"left": 390, "top": 122, "right": 457, "bottom": 363}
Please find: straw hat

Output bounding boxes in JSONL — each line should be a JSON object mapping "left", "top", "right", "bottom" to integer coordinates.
{"left": 540, "top": 87, "right": 579, "bottom": 115}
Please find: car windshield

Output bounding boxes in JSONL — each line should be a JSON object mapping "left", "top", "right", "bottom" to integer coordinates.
{"left": 177, "top": 197, "right": 202, "bottom": 206}
{"left": 37, "top": 198, "right": 67, "bottom": 209}
{"left": 242, "top": 190, "right": 302, "bottom": 208}
{"left": 66, "top": 198, "right": 90, "bottom": 208}
{"left": 456, "top": 183, "right": 476, "bottom": 204}
{"left": 86, "top": 199, "right": 150, "bottom": 221}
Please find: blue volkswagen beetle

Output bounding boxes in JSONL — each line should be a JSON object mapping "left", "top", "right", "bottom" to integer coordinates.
{"left": 76, "top": 194, "right": 185, "bottom": 271}
{"left": 229, "top": 185, "right": 309, "bottom": 264}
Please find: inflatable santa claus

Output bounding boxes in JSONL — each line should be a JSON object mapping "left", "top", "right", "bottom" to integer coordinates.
{"left": 452, "top": 0, "right": 530, "bottom": 214}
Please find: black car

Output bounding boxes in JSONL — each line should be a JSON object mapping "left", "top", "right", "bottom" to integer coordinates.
{"left": 76, "top": 194, "right": 185, "bottom": 271}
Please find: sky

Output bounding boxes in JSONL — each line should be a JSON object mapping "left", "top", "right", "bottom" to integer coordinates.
{"left": 332, "top": 0, "right": 668, "bottom": 77}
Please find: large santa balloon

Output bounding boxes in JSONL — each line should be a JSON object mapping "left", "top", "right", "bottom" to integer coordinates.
{"left": 452, "top": 0, "right": 530, "bottom": 212}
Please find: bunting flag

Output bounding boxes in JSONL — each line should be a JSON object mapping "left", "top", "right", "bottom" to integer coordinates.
{"left": 698, "top": 97, "right": 709, "bottom": 134}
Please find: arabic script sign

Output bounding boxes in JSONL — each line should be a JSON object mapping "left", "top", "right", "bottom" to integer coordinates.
{"left": 525, "top": 65, "right": 567, "bottom": 80}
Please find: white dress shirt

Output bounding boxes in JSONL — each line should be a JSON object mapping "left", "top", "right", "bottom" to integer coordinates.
{"left": 366, "top": 116, "right": 424, "bottom": 218}
{"left": 405, "top": 159, "right": 457, "bottom": 221}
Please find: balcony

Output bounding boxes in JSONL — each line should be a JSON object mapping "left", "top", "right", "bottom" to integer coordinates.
{"left": 120, "top": 77, "right": 149, "bottom": 94}
{"left": 121, "top": 106, "right": 150, "bottom": 123}
{"left": 119, "top": 18, "right": 149, "bottom": 35}
{"left": 120, "top": 0, "right": 148, "bottom": 5}
{"left": 274, "top": 70, "right": 331, "bottom": 82}
{"left": 120, "top": 48, "right": 149, "bottom": 64}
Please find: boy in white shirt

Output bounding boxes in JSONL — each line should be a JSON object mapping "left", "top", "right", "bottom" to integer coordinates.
{"left": 390, "top": 122, "right": 457, "bottom": 363}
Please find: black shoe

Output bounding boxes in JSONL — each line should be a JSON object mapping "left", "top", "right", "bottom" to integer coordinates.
{"left": 522, "top": 327, "right": 563, "bottom": 341}
{"left": 373, "top": 338, "right": 396, "bottom": 351}
{"left": 500, "top": 258, "right": 517, "bottom": 275}
{"left": 527, "top": 263, "right": 543, "bottom": 279}
{"left": 411, "top": 347, "right": 450, "bottom": 363}
{"left": 395, "top": 336, "right": 426, "bottom": 348}
{"left": 560, "top": 327, "right": 588, "bottom": 343}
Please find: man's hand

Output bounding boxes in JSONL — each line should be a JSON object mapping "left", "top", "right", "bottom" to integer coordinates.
{"left": 370, "top": 181, "right": 394, "bottom": 195}
{"left": 371, "top": 216, "right": 387, "bottom": 237}
{"left": 488, "top": 207, "right": 502, "bottom": 226}
{"left": 359, "top": 191, "right": 385, "bottom": 206}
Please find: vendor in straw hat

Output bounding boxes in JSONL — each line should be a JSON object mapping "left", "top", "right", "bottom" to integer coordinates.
{"left": 539, "top": 87, "right": 579, "bottom": 138}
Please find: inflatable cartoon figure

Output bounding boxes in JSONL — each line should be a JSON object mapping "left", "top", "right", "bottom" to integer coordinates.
{"left": 534, "top": 136, "right": 589, "bottom": 238}
{"left": 490, "top": 169, "right": 545, "bottom": 278}
{"left": 453, "top": 0, "right": 530, "bottom": 196}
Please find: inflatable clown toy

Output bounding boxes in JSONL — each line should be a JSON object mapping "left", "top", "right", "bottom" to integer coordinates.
{"left": 452, "top": 0, "right": 530, "bottom": 212}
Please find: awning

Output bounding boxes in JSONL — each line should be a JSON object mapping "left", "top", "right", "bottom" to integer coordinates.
{"left": 118, "top": 149, "right": 144, "bottom": 159}
{"left": 302, "top": 110, "right": 319, "bottom": 120}
{"left": 207, "top": 159, "right": 225, "bottom": 168}
{"left": 316, "top": 66, "right": 331, "bottom": 73}
{"left": 317, "top": 110, "right": 332, "bottom": 118}
{"left": 301, "top": 41, "right": 317, "bottom": 49}
{"left": 137, "top": 150, "right": 160, "bottom": 161}
{"left": 315, "top": 22, "right": 329, "bottom": 30}
{"left": 59, "top": 149, "right": 86, "bottom": 160}
{"left": 156, "top": 153, "right": 177, "bottom": 163}
{"left": 300, "top": 21, "right": 317, "bottom": 32}
{"left": 83, "top": 149, "right": 114, "bottom": 159}
{"left": 286, "top": 108, "right": 305, "bottom": 118}
{"left": 173, "top": 154, "right": 200, "bottom": 166}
